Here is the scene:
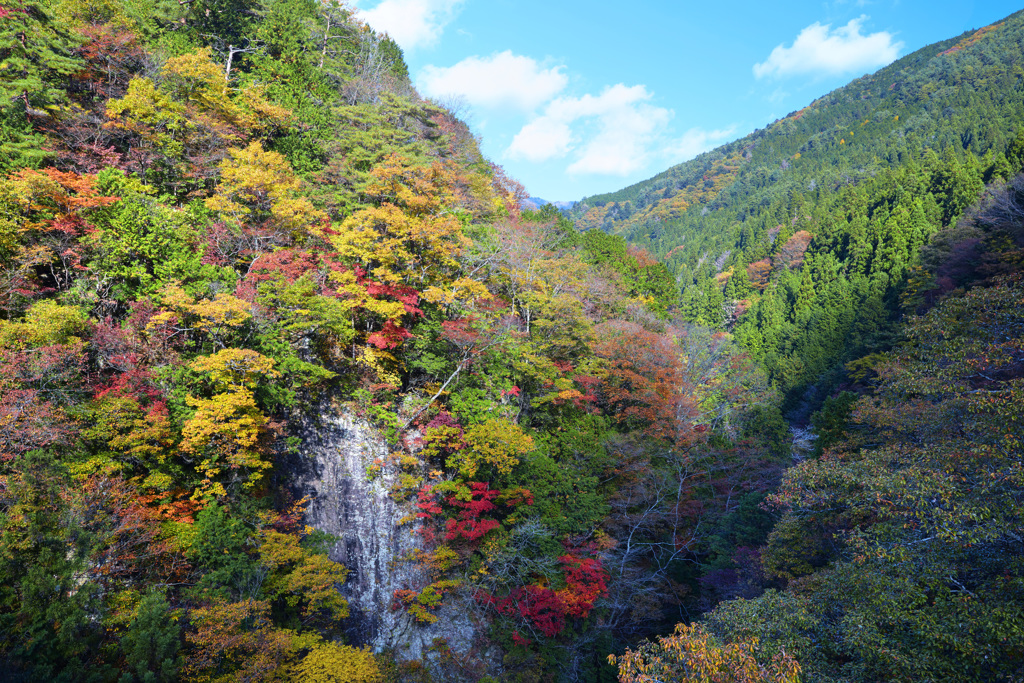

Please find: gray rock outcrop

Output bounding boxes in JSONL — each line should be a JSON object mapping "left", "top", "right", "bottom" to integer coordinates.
{"left": 283, "top": 407, "right": 489, "bottom": 667}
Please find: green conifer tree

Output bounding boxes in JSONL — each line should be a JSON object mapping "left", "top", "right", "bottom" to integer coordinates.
{"left": 0, "top": 1, "right": 81, "bottom": 167}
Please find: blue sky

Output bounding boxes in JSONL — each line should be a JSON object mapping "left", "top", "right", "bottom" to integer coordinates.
{"left": 350, "top": 0, "right": 1023, "bottom": 201}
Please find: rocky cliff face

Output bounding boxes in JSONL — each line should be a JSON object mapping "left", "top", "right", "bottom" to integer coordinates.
{"left": 284, "top": 407, "right": 487, "bottom": 665}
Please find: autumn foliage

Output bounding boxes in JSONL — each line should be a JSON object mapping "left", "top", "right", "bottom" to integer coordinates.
{"left": 609, "top": 622, "right": 800, "bottom": 683}
{"left": 12, "top": 0, "right": 1017, "bottom": 679}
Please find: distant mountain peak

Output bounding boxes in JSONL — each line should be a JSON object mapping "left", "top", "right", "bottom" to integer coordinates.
{"left": 523, "top": 197, "right": 576, "bottom": 211}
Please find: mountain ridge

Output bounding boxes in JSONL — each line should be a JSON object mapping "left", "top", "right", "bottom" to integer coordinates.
{"left": 570, "top": 12, "right": 1022, "bottom": 244}
{"left": 566, "top": 7, "right": 1024, "bottom": 407}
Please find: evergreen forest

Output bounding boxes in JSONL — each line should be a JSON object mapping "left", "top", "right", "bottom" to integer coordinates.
{"left": 0, "top": 0, "right": 1021, "bottom": 681}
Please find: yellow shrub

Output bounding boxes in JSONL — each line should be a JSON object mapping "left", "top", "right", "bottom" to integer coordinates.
{"left": 295, "top": 643, "right": 383, "bottom": 683}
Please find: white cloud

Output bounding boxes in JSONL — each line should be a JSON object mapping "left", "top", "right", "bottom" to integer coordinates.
{"left": 506, "top": 118, "right": 574, "bottom": 162}
{"left": 506, "top": 84, "right": 676, "bottom": 176}
{"left": 567, "top": 90, "right": 672, "bottom": 176}
{"left": 353, "top": 0, "right": 463, "bottom": 51}
{"left": 754, "top": 15, "right": 903, "bottom": 79}
{"left": 418, "top": 52, "right": 568, "bottom": 111}
{"left": 665, "top": 126, "right": 738, "bottom": 161}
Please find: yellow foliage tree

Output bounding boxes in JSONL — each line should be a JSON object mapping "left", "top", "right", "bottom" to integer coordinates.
{"left": 160, "top": 48, "right": 289, "bottom": 134}
{"left": 328, "top": 155, "right": 471, "bottom": 293}
{"left": 205, "top": 141, "right": 324, "bottom": 236}
{"left": 186, "top": 348, "right": 278, "bottom": 495}
{"left": 180, "top": 389, "right": 271, "bottom": 498}
{"left": 149, "top": 285, "right": 251, "bottom": 348}
{"left": 258, "top": 529, "right": 350, "bottom": 624}
{"left": 608, "top": 622, "right": 800, "bottom": 683}
{"left": 294, "top": 643, "right": 383, "bottom": 683}
{"left": 105, "top": 49, "right": 290, "bottom": 195}
{"left": 85, "top": 395, "right": 174, "bottom": 465}
{"left": 286, "top": 553, "right": 351, "bottom": 622}
{"left": 184, "top": 293, "right": 252, "bottom": 333}
{"left": 322, "top": 155, "right": 489, "bottom": 377}
{"left": 190, "top": 348, "right": 279, "bottom": 392}
{"left": 107, "top": 49, "right": 289, "bottom": 148}
{"left": 0, "top": 299, "right": 89, "bottom": 350}
{"left": 258, "top": 528, "right": 307, "bottom": 571}
{"left": 451, "top": 418, "right": 534, "bottom": 479}
{"left": 105, "top": 77, "right": 190, "bottom": 158}
{"left": 183, "top": 599, "right": 296, "bottom": 683}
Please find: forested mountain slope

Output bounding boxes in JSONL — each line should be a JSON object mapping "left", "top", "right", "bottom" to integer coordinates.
{"left": 572, "top": 9, "right": 1024, "bottom": 409}
{"left": 2, "top": 0, "right": 1023, "bottom": 681}
{"left": 613, "top": 172, "right": 1024, "bottom": 683}
{"left": 0, "top": 0, "right": 779, "bottom": 681}
{"left": 586, "top": 11, "right": 1024, "bottom": 680}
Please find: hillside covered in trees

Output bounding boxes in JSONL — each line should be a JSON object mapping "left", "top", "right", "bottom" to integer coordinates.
{"left": 571, "top": 7, "right": 1024, "bottom": 679}
{"left": 613, "top": 175, "right": 1024, "bottom": 682}
{"left": 572, "top": 10, "right": 1024, "bottom": 412}
{"left": 0, "top": 0, "right": 780, "bottom": 680}
{"left": 1, "top": 0, "right": 1023, "bottom": 681}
